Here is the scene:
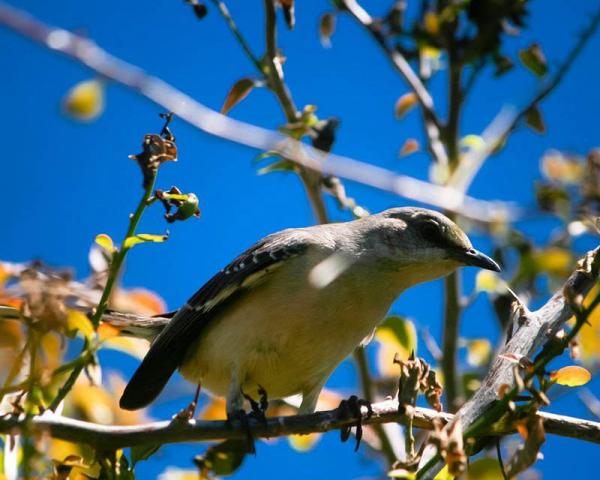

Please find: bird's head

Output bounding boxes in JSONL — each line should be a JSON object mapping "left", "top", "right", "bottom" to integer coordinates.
{"left": 359, "top": 207, "right": 500, "bottom": 285}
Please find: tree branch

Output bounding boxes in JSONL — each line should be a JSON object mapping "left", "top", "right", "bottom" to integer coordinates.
{"left": 418, "top": 246, "right": 600, "bottom": 478}
{"left": 0, "top": 2, "right": 512, "bottom": 222}
{"left": 1, "top": 399, "right": 597, "bottom": 451}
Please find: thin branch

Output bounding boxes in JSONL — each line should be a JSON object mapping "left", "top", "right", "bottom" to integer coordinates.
{"left": 1, "top": 400, "right": 597, "bottom": 451}
{"left": 447, "top": 5, "right": 600, "bottom": 194}
{"left": 441, "top": 271, "right": 462, "bottom": 413}
{"left": 340, "top": 0, "right": 448, "bottom": 166}
{"left": 0, "top": 2, "right": 513, "bottom": 222}
{"left": 208, "top": 0, "right": 263, "bottom": 72}
{"left": 353, "top": 348, "right": 397, "bottom": 466}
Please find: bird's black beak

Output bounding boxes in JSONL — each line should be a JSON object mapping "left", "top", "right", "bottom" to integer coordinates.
{"left": 456, "top": 248, "right": 501, "bottom": 272}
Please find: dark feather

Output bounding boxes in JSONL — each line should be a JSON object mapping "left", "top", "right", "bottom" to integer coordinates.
{"left": 119, "top": 231, "right": 310, "bottom": 410}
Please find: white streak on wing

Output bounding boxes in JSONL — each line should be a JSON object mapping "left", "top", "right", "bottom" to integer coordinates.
{"left": 308, "top": 252, "right": 355, "bottom": 289}
{"left": 196, "top": 261, "right": 286, "bottom": 313}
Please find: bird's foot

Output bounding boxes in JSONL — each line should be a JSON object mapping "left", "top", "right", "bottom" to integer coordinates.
{"left": 172, "top": 384, "right": 201, "bottom": 421}
{"left": 243, "top": 385, "right": 269, "bottom": 426}
{"left": 172, "top": 400, "right": 198, "bottom": 421}
{"left": 227, "top": 409, "right": 257, "bottom": 455}
{"left": 337, "top": 395, "right": 373, "bottom": 451}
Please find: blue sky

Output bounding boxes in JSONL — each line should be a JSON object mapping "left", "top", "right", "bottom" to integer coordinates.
{"left": 1, "top": 0, "right": 600, "bottom": 478}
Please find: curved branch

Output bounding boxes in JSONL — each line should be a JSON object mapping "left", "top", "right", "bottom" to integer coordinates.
{"left": 0, "top": 2, "right": 512, "bottom": 222}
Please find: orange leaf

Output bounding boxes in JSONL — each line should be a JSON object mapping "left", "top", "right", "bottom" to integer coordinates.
{"left": 98, "top": 323, "right": 121, "bottom": 340}
{"left": 395, "top": 92, "right": 417, "bottom": 119}
{"left": 399, "top": 139, "right": 420, "bottom": 157}
{"left": 112, "top": 288, "right": 166, "bottom": 316}
{"left": 221, "top": 78, "right": 256, "bottom": 115}
{"left": 549, "top": 365, "right": 591, "bottom": 387}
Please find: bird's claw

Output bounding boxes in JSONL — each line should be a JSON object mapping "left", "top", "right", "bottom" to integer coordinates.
{"left": 227, "top": 409, "right": 256, "bottom": 455}
{"left": 337, "top": 395, "right": 373, "bottom": 451}
{"left": 243, "top": 385, "right": 269, "bottom": 427}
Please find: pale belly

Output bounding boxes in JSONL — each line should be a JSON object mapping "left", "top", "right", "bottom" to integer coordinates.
{"left": 178, "top": 261, "right": 395, "bottom": 401}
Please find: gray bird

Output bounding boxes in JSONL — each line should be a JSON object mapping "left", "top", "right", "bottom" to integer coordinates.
{"left": 119, "top": 207, "right": 499, "bottom": 417}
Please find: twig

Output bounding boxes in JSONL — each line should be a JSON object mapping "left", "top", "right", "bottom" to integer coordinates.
{"left": 340, "top": 0, "right": 448, "bottom": 166}
{"left": 0, "top": 400, "right": 597, "bottom": 450}
{"left": 441, "top": 271, "right": 462, "bottom": 413}
{"left": 48, "top": 142, "right": 159, "bottom": 411}
{"left": 262, "top": 0, "right": 329, "bottom": 224}
{"left": 353, "top": 348, "right": 397, "bottom": 465}
{"left": 208, "top": 0, "right": 263, "bottom": 72}
{"left": 0, "top": 2, "right": 512, "bottom": 222}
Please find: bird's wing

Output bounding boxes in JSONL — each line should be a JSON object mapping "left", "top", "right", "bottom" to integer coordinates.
{"left": 119, "top": 230, "right": 312, "bottom": 410}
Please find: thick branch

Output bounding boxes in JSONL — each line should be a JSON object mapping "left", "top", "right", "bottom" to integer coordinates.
{"left": 419, "top": 247, "right": 600, "bottom": 478}
{"left": 0, "top": 400, "right": 597, "bottom": 451}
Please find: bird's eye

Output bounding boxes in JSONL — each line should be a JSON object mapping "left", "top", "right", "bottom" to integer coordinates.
{"left": 419, "top": 220, "right": 444, "bottom": 244}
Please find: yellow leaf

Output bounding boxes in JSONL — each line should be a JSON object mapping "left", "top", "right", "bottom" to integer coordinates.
{"left": 388, "top": 468, "right": 416, "bottom": 479}
{"left": 95, "top": 234, "right": 114, "bottom": 253}
{"left": 288, "top": 433, "right": 321, "bottom": 452}
{"left": 580, "top": 284, "right": 600, "bottom": 362}
{"left": 66, "top": 310, "right": 94, "bottom": 340}
{"left": 549, "top": 365, "right": 591, "bottom": 387}
{"left": 200, "top": 397, "right": 227, "bottom": 420}
{"left": 395, "top": 92, "right": 417, "bottom": 119}
{"left": 102, "top": 336, "right": 149, "bottom": 360}
{"left": 221, "top": 78, "right": 256, "bottom": 115}
{"left": 475, "top": 270, "right": 500, "bottom": 293}
{"left": 376, "top": 317, "right": 417, "bottom": 376}
{"left": 465, "top": 339, "right": 492, "bottom": 367}
{"left": 466, "top": 457, "right": 504, "bottom": 479}
{"left": 123, "top": 233, "right": 168, "bottom": 249}
{"left": 533, "top": 247, "right": 573, "bottom": 276}
{"left": 460, "top": 135, "right": 485, "bottom": 150}
{"left": 63, "top": 79, "right": 105, "bottom": 121}
{"left": 424, "top": 12, "right": 439, "bottom": 35}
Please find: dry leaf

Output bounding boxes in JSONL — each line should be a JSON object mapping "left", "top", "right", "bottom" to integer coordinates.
{"left": 221, "top": 78, "right": 256, "bottom": 115}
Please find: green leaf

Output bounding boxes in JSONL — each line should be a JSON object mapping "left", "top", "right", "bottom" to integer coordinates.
{"left": 221, "top": 78, "right": 257, "bottom": 115}
{"left": 257, "top": 158, "right": 296, "bottom": 175}
{"left": 525, "top": 105, "right": 545, "bottom": 134}
{"left": 123, "top": 233, "right": 168, "bottom": 249}
{"left": 130, "top": 444, "right": 160, "bottom": 466}
{"left": 194, "top": 439, "right": 249, "bottom": 477}
{"left": 319, "top": 13, "right": 336, "bottom": 48}
{"left": 519, "top": 43, "right": 547, "bottom": 77}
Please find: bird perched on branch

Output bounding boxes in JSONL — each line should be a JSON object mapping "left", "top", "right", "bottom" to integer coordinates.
{"left": 120, "top": 207, "right": 499, "bottom": 419}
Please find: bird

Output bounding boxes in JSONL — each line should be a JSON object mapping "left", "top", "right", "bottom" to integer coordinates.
{"left": 119, "top": 207, "right": 500, "bottom": 418}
